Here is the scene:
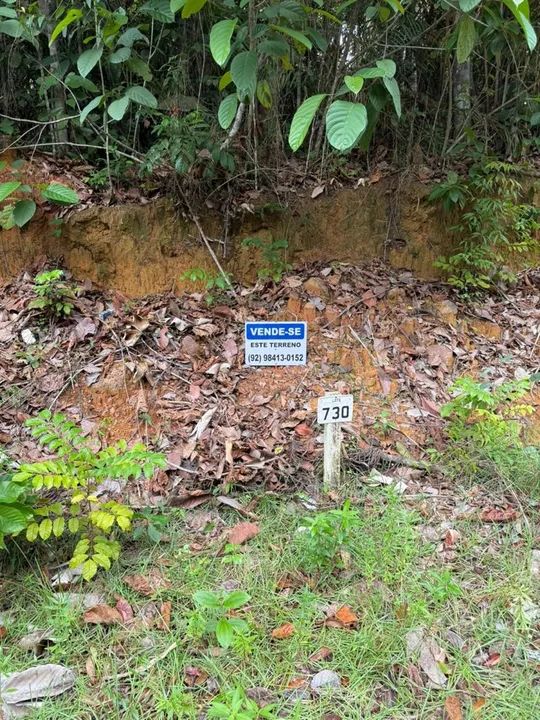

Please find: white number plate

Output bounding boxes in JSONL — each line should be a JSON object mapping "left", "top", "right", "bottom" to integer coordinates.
{"left": 317, "top": 394, "right": 354, "bottom": 424}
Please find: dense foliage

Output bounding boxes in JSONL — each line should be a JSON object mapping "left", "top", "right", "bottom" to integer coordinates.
{"left": 0, "top": 0, "right": 537, "bottom": 189}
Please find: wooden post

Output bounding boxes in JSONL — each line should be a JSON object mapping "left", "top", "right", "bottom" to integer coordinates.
{"left": 323, "top": 402, "right": 342, "bottom": 490}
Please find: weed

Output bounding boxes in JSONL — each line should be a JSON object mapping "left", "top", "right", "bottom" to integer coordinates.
{"left": 372, "top": 409, "right": 397, "bottom": 436}
{"left": 155, "top": 687, "right": 197, "bottom": 719}
{"left": 192, "top": 589, "right": 251, "bottom": 648}
{"left": 207, "top": 687, "right": 278, "bottom": 719}
{"left": 296, "top": 500, "right": 360, "bottom": 573}
{"left": 423, "top": 569, "right": 462, "bottom": 604}
{"left": 181, "top": 267, "right": 233, "bottom": 305}
{"left": 241, "top": 237, "right": 292, "bottom": 283}
{"left": 9, "top": 410, "right": 165, "bottom": 580}
{"left": 29, "top": 270, "right": 76, "bottom": 318}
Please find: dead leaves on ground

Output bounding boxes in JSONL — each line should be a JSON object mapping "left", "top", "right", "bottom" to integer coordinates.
{"left": 123, "top": 570, "right": 171, "bottom": 596}
{"left": 82, "top": 597, "right": 172, "bottom": 631}
{"left": 479, "top": 507, "right": 519, "bottom": 523}
{"left": 271, "top": 623, "right": 295, "bottom": 640}
{"left": 228, "top": 521, "right": 260, "bottom": 545}
{"left": 323, "top": 605, "right": 359, "bottom": 630}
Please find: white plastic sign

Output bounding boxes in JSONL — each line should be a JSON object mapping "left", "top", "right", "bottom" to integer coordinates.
{"left": 317, "top": 394, "right": 353, "bottom": 424}
{"left": 244, "top": 321, "right": 307, "bottom": 366}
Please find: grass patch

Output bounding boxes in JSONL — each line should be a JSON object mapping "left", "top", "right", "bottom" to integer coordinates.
{"left": 1, "top": 487, "right": 539, "bottom": 719}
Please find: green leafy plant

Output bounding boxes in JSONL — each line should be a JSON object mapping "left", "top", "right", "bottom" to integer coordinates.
{"left": 0, "top": 165, "right": 79, "bottom": 230}
{"left": 0, "top": 464, "right": 33, "bottom": 550}
{"left": 241, "top": 237, "right": 292, "bottom": 283}
{"left": 441, "top": 376, "right": 533, "bottom": 447}
{"left": 10, "top": 410, "right": 166, "bottom": 580}
{"left": 296, "top": 499, "right": 360, "bottom": 573}
{"left": 424, "top": 569, "right": 462, "bottom": 603}
{"left": 132, "top": 508, "right": 169, "bottom": 544}
{"left": 155, "top": 687, "right": 196, "bottom": 719}
{"left": 207, "top": 686, "right": 278, "bottom": 720}
{"left": 29, "top": 270, "right": 77, "bottom": 318}
{"left": 192, "top": 589, "right": 251, "bottom": 648}
{"left": 432, "top": 161, "right": 540, "bottom": 296}
{"left": 181, "top": 267, "right": 233, "bottom": 305}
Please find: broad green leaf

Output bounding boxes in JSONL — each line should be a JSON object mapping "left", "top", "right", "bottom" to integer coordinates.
{"left": 77, "top": 46, "right": 103, "bottom": 78}
{"left": 13, "top": 199, "right": 36, "bottom": 227}
{"left": 128, "top": 56, "right": 153, "bottom": 81}
{"left": 271, "top": 25, "right": 312, "bottom": 50}
{"left": 344, "top": 75, "right": 364, "bottom": 95}
{"left": 118, "top": 28, "right": 148, "bottom": 47}
{"left": 0, "top": 8, "right": 17, "bottom": 19}
{"left": 108, "top": 96, "right": 130, "bottom": 121}
{"left": 385, "top": 0, "right": 405, "bottom": 13}
{"left": 456, "top": 15, "right": 477, "bottom": 63}
{"left": 82, "top": 558, "right": 98, "bottom": 580}
{"left": 325, "top": 100, "right": 368, "bottom": 151}
{"left": 80, "top": 95, "right": 103, "bottom": 124}
{"left": 49, "top": 8, "right": 82, "bottom": 45}
{"left": 0, "top": 19, "right": 22, "bottom": 38}
{"left": 215, "top": 617, "right": 234, "bottom": 647}
{"left": 0, "top": 480, "right": 26, "bottom": 503}
{"left": 459, "top": 0, "right": 482, "bottom": 10}
{"left": 182, "top": 0, "right": 208, "bottom": 19}
{"left": 210, "top": 19, "right": 237, "bottom": 66}
{"left": 26, "top": 522, "right": 39, "bottom": 542}
{"left": 65, "top": 73, "right": 99, "bottom": 93}
{"left": 231, "top": 50, "right": 257, "bottom": 100}
{"left": 41, "top": 183, "right": 80, "bottom": 205}
{"left": 258, "top": 39, "right": 289, "bottom": 57}
{"left": 383, "top": 76, "right": 401, "bottom": 117}
{"left": 110, "top": 47, "right": 131, "bottom": 64}
{"left": 193, "top": 590, "right": 222, "bottom": 609}
{"left": 0, "top": 181, "right": 21, "bottom": 202}
{"left": 288, "top": 93, "right": 326, "bottom": 151}
{"left": 376, "top": 58, "right": 396, "bottom": 78}
{"left": 140, "top": 0, "right": 174, "bottom": 23}
{"left": 218, "top": 71, "right": 232, "bottom": 91}
{"left": 256, "top": 79, "right": 272, "bottom": 109}
{"left": 501, "top": 0, "right": 537, "bottom": 51}
{"left": 125, "top": 85, "right": 158, "bottom": 108}
{"left": 218, "top": 94, "right": 238, "bottom": 129}
{"left": 171, "top": 0, "right": 186, "bottom": 11}
{"left": 52, "top": 516, "right": 65, "bottom": 537}
{"left": 39, "top": 518, "right": 52, "bottom": 540}
{"left": 0, "top": 505, "right": 28, "bottom": 534}
{"left": 358, "top": 66, "right": 386, "bottom": 79}
{"left": 222, "top": 590, "right": 250, "bottom": 609}
{"left": 530, "top": 111, "right": 540, "bottom": 126}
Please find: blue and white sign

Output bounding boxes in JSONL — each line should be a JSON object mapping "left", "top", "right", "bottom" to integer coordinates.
{"left": 244, "top": 321, "right": 307, "bottom": 366}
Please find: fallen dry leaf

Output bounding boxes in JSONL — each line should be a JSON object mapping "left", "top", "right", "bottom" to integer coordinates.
{"left": 334, "top": 606, "right": 358, "bottom": 627}
{"left": 156, "top": 601, "right": 172, "bottom": 631}
{"left": 271, "top": 623, "right": 295, "bottom": 640}
{"left": 294, "top": 422, "right": 313, "bottom": 437}
{"left": 83, "top": 605, "right": 123, "bottom": 625}
{"left": 480, "top": 507, "right": 519, "bottom": 523}
{"left": 123, "top": 570, "right": 171, "bottom": 597}
{"left": 309, "top": 646, "right": 333, "bottom": 662}
{"left": 286, "top": 676, "right": 307, "bottom": 689}
{"left": 228, "top": 521, "right": 260, "bottom": 545}
{"left": 472, "top": 697, "right": 486, "bottom": 713}
{"left": 114, "top": 597, "right": 134, "bottom": 624}
{"left": 483, "top": 652, "right": 501, "bottom": 667}
{"left": 445, "top": 695, "right": 463, "bottom": 720}
{"left": 183, "top": 666, "right": 209, "bottom": 687}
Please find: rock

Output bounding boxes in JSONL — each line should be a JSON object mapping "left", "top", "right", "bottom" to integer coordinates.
{"left": 310, "top": 670, "right": 341, "bottom": 695}
{"left": 531, "top": 550, "right": 540, "bottom": 579}
{"left": 21, "top": 329, "right": 36, "bottom": 345}
{"left": 303, "top": 276, "right": 329, "bottom": 299}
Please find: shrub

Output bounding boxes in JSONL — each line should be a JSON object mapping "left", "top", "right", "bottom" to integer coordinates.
{"left": 296, "top": 499, "right": 360, "bottom": 573}
{"left": 9, "top": 410, "right": 166, "bottom": 580}
{"left": 29, "top": 270, "right": 77, "bottom": 318}
{"left": 431, "top": 161, "right": 540, "bottom": 297}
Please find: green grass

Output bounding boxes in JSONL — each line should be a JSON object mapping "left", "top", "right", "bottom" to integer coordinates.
{"left": 1, "top": 487, "right": 539, "bottom": 719}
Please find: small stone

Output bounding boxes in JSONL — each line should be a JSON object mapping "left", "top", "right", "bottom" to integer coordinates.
{"left": 303, "top": 276, "right": 329, "bottom": 299}
{"left": 310, "top": 670, "right": 341, "bottom": 695}
{"left": 21, "top": 328, "right": 36, "bottom": 345}
{"left": 531, "top": 550, "right": 540, "bottom": 579}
